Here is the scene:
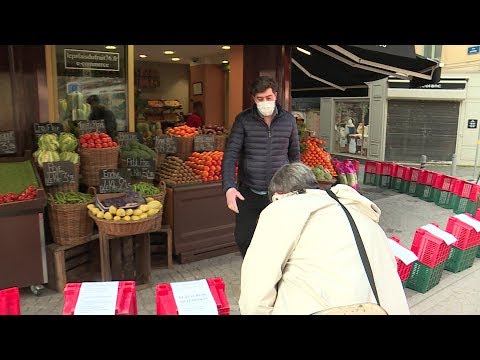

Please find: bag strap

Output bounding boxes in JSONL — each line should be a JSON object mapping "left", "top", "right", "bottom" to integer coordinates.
{"left": 325, "top": 189, "right": 381, "bottom": 307}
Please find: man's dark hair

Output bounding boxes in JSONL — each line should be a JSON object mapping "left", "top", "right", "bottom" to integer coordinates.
{"left": 86, "top": 94, "right": 100, "bottom": 105}
{"left": 250, "top": 76, "right": 278, "bottom": 96}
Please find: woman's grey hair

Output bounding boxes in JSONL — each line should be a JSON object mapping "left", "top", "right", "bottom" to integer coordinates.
{"left": 268, "top": 162, "right": 319, "bottom": 201}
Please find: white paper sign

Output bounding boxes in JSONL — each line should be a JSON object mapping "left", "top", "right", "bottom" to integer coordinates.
{"left": 171, "top": 279, "right": 218, "bottom": 315}
{"left": 421, "top": 224, "right": 458, "bottom": 245}
{"left": 388, "top": 238, "right": 418, "bottom": 265}
{"left": 74, "top": 281, "right": 119, "bottom": 315}
{"left": 454, "top": 214, "right": 480, "bottom": 232}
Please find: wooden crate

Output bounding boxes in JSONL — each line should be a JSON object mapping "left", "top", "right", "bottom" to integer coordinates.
{"left": 46, "top": 235, "right": 99, "bottom": 293}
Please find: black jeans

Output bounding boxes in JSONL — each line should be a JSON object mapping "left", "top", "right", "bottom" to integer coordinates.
{"left": 235, "top": 185, "right": 270, "bottom": 258}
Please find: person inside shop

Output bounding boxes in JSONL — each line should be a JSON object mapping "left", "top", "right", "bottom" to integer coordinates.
{"left": 186, "top": 101, "right": 204, "bottom": 128}
{"left": 222, "top": 75, "right": 300, "bottom": 258}
{"left": 86, "top": 94, "right": 118, "bottom": 139}
{"left": 238, "top": 162, "right": 410, "bottom": 315}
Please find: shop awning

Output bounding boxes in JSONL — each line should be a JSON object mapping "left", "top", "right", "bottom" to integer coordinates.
{"left": 291, "top": 45, "right": 441, "bottom": 97}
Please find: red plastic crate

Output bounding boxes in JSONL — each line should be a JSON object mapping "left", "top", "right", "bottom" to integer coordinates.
{"left": 62, "top": 281, "right": 137, "bottom": 315}
{"left": 451, "top": 179, "right": 474, "bottom": 198}
{"left": 411, "top": 226, "right": 453, "bottom": 267}
{"left": 390, "top": 238, "right": 414, "bottom": 281}
{"left": 445, "top": 215, "right": 480, "bottom": 250}
{"left": 432, "top": 174, "right": 455, "bottom": 191}
{"left": 393, "top": 165, "right": 407, "bottom": 179}
{"left": 380, "top": 162, "right": 394, "bottom": 176}
{"left": 401, "top": 167, "right": 413, "bottom": 181}
{"left": 410, "top": 168, "right": 425, "bottom": 183}
{"left": 418, "top": 170, "right": 438, "bottom": 186}
{"left": 156, "top": 277, "right": 230, "bottom": 315}
{"left": 469, "top": 184, "right": 480, "bottom": 202}
{"left": 0, "top": 287, "right": 20, "bottom": 315}
{"left": 364, "top": 160, "right": 378, "bottom": 174}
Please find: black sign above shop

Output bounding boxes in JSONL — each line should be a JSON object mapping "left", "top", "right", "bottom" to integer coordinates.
{"left": 64, "top": 49, "right": 120, "bottom": 72}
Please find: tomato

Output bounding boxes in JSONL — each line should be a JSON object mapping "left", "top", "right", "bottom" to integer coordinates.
{"left": 112, "top": 142, "right": 117, "bottom": 147}
{"left": 84, "top": 133, "right": 91, "bottom": 140}
{"left": 81, "top": 143, "right": 88, "bottom": 148}
{"left": 102, "top": 142, "right": 109, "bottom": 148}
{"left": 94, "top": 139, "right": 102, "bottom": 144}
{"left": 107, "top": 141, "right": 113, "bottom": 147}
{"left": 101, "top": 138, "right": 109, "bottom": 143}
{"left": 99, "top": 133, "right": 107, "bottom": 138}
{"left": 92, "top": 133, "right": 99, "bottom": 140}
{"left": 79, "top": 137, "right": 86, "bottom": 144}
{"left": 96, "top": 143, "right": 103, "bottom": 148}
{"left": 88, "top": 143, "right": 96, "bottom": 148}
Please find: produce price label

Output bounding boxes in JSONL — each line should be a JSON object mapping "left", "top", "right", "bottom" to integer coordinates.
{"left": 43, "top": 161, "right": 75, "bottom": 186}
{"left": 99, "top": 168, "right": 132, "bottom": 193}
{"left": 0, "top": 130, "right": 16, "bottom": 154}
{"left": 78, "top": 120, "right": 106, "bottom": 134}
{"left": 122, "top": 158, "right": 155, "bottom": 180}
{"left": 33, "top": 122, "right": 64, "bottom": 139}
{"left": 117, "top": 132, "right": 142, "bottom": 147}
{"left": 194, "top": 134, "right": 215, "bottom": 152}
{"left": 155, "top": 136, "right": 177, "bottom": 154}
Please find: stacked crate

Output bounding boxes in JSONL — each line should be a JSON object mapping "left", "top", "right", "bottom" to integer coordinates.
{"left": 444, "top": 214, "right": 480, "bottom": 273}
{"left": 389, "top": 236, "right": 418, "bottom": 288}
{"left": 62, "top": 281, "right": 138, "bottom": 315}
{"left": 450, "top": 180, "right": 479, "bottom": 215}
{"left": 405, "top": 167, "right": 425, "bottom": 197}
{"left": 417, "top": 170, "right": 438, "bottom": 201}
{"left": 431, "top": 174, "right": 455, "bottom": 209}
{"left": 0, "top": 287, "right": 20, "bottom": 315}
{"left": 363, "top": 161, "right": 379, "bottom": 186}
{"left": 406, "top": 224, "right": 457, "bottom": 293}
{"left": 392, "top": 165, "right": 408, "bottom": 192}
{"left": 379, "top": 162, "right": 395, "bottom": 188}
{"left": 474, "top": 209, "right": 480, "bottom": 258}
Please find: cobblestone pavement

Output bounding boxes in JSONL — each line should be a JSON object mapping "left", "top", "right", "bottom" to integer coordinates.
{"left": 17, "top": 163, "right": 480, "bottom": 315}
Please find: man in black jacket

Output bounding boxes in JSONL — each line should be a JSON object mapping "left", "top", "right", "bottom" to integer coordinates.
{"left": 86, "top": 95, "right": 118, "bottom": 139}
{"left": 222, "top": 76, "right": 300, "bottom": 257}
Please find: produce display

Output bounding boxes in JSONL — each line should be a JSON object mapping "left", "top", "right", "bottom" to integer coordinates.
{"left": 59, "top": 91, "right": 91, "bottom": 137}
{"left": 33, "top": 132, "right": 80, "bottom": 167}
{"left": 131, "top": 182, "right": 163, "bottom": 196}
{"left": 47, "top": 191, "right": 93, "bottom": 205}
{"left": 311, "top": 165, "right": 334, "bottom": 181}
{"left": 136, "top": 121, "right": 163, "bottom": 148}
{"left": 157, "top": 156, "right": 201, "bottom": 185}
{"left": 300, "top": 137, "right": 337, "bottom": 176}
{"left": 0, "top": 185, "right": 38, "bottom": 204}
{"left": 88, "top": 196, "right": 162, "bottom": 222}
{"left": 120, "top": 141, "right": 157, "bottom": 160}
{"left": 165, "top": 125, "right": 199, "bottom": 137}
{"left": 185, "top": 151, "right": 223, "bottom": 182}
{"left": 79, "top": 132, "right": 118, "bottom": 149}
{"left": 197, "top": 125, "right": 229, "bottom": 135}
{"left": 96, "top": 191, "right": 146, "bottom": 211}
{"left": 0, "top": 161, "right": 39, "bottom": 194}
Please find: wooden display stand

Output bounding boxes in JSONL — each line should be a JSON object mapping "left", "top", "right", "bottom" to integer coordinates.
{"left": 46, "top": 234, "right": 99, "bottom": 293}
{"left": 151, "top": 225, "right": 173, "bottom": 269}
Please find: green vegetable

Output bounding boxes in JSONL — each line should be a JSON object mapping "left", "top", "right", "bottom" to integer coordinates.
{"left": 48, "top": 191, "right": 94, "bottom": 205}
{"left": 58, "top": 132, "right": 78, "bottom": 152}
{"left": 59, "top": 151, "right": 80, "bottom": 164}
{"left": 131, "top": 182, "right": 162, "bottom": 196}
{"left": 38, "top": 133, "right": 60, "bottom": 151}
{"left": 37, "top": 150, "right": 60, "bottom": 168}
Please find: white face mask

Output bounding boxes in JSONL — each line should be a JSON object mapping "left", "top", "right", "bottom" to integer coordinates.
{"left": 256, "top": 100, "right": 276, "bottom": 117}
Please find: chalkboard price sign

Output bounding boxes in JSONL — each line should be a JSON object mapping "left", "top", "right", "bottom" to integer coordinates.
{"left": 0, "top": 130, "right": 16, "bottom": 155}
{"left": 99, "top": 168, "right": 132, "bottom": 193}
{"left": 78, "top": 120, "right": 106, "bottom": 134}
{"left": 194, "top": 134, "right": 215, "bottom": 152}
{"left": 117, "top": 132, "right": 141, "bottom": 147}
{"left": 43, "top": 161, "right": 75, "bottom": 186}
{"left": 155, "top": 136, "right": 178, "bottom": 154}
{"left": 122, "top": 158, "right": 156, "bottom": 180}
{"left": 33, "top": 122, "right": 64, "bottom": 140}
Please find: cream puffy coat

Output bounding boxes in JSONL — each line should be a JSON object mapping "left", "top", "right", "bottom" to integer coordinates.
{"left": 239, "top": 185, "right": 410, "bottom": 315}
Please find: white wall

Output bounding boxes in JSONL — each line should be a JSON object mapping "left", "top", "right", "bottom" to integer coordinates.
{"left": 136, "top": 61, "right": 190, "bottom": 113}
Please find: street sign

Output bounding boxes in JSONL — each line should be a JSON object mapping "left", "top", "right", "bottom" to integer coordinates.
{"left": 468, "top": 46, "right": 480, "bottom": 55}
{"left": 468, "top": 119, "right": 478, "bottom": 129}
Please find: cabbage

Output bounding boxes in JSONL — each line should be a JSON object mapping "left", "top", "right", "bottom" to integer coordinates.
{"left": 59, "top": 151, "right": 80, "bottom": 164}
{"left": 58, "top": 132, "right": 78, "bottom": 152}
{"left": 37, "top": 150, "right": 61, "bottom": 168}
{"left": 38, "top": 133, "right": 59, "bottom": 151}
{"left": 33, "top": 149, "right": 46, "bottom": 161}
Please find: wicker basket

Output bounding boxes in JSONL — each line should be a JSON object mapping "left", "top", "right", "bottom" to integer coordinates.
{"left": 215, "top": 135, "right": 227, "bottom": 152}
{"left": 89, "top": 212, "right": 160, "bottom": 237}
{"left": 79, "top": 146, "right": 120, "bottom": 168}
{"left": 146, "top": 181, "right": 166, "bottom": 232}
{"left": 48, "top": 201, "right": 95, "bottom": 246}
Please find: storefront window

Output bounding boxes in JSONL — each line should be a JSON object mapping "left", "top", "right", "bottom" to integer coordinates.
{"left": 334, "top": 99, "right": 369, "bottom": 157}
{"left": 54, "top": 45, "right": 128, "bottom": 134}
